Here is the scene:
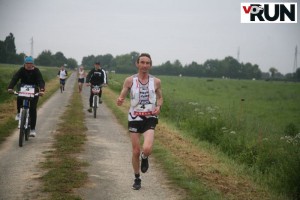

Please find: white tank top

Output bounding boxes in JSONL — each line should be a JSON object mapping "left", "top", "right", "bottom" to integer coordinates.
{"left": 78, "top": 70, "right": 85, "bottom": 79}
{"left": 59, "top": 70, "right": 67, "bottom": 79}
{"left": 128, "top": 75, "right": 157, "bottom": 121}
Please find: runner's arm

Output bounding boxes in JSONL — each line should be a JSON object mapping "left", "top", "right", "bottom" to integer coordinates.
{"left": 117, "top": 77, "right": 132, "bottom": 106}
{"left": 152, "top": 78, "right": 163, "bottom": 115}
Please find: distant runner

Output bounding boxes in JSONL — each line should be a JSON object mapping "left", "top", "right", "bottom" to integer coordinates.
{"left": 78, "top": 66, "right": 86, "bottom": 93}
{"left": 57, "top": 65, "right": 68, "bottom": 93}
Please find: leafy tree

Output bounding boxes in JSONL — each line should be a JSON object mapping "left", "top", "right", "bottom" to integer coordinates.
{"left": 295, "top": 68, "right": 300, "bottom": 81}
{"left": 222, "top": 56, "right": 240, "bottom": 78}
{"left": 4, "top": 33, "right": 16, "bottom": 54}
{"left": 0, "top": 41, "right": 7, "bottom": 63}
{"left": 183, "top": 62, "right": 205, "bottom": 77}
{"left": 66, "top": 58, "right": 78, "bottom": 69}
{"left": 35, "top": 50, "right": 54, "bottom": 66}
{"left": 269, "top": 67, "right": 278, "bottom": 78}
{"left": 0, "top": 33, "right": 18, "bottom": 63}
{"left": 203, "top": 59, "right": 220, "bottom": 77}
{"left": 115, "top": 54, "right": 135, "bottom": 73}
{"left": 54, "top": 52, "right": 67, "bottom": 66}
{"left": 81, "top": 55, "right": 95, "bottom": 68}
{"left": 130, "top": 51, "right": 140, "bottom": 65}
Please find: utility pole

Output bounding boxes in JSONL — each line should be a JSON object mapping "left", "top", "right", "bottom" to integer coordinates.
{"left": 30, "top": 37, "right": 34, "bottom": 57}
{"left": 293, "top": 45, "right": 298, "bottom": 73}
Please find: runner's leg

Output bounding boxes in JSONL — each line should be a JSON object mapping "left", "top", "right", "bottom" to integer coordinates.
{"left": 142, "top": 129, "right": 154, "bottom": 157}
{"left": 130, "top": 132, "right": 141, "bottom": 174}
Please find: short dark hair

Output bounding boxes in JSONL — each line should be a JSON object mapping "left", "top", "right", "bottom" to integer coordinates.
{"left": 94, "top": 61, "right": 101, "bottom": 65}
{"left": 137, "top": 53, "right": 152, "bottom": 65}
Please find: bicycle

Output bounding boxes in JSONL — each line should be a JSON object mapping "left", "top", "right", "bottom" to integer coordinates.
{"left": 91, "top": 84, "right": 105, "bottom": 118}
{"left": 13, "top": 85, "right": 40, "bottom": 147}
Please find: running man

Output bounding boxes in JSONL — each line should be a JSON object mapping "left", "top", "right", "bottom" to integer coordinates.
{"left": 57, "top": 65, "right": 68, "bottom": 93}
{"left": 116, "top": 53, "right": 163, "bottom": 190}
{"left": 78, "top": 66, "right": 86, "bottom": 93}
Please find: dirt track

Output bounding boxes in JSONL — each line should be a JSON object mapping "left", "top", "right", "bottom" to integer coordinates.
{"left": 0, "top": 73, "right": 184, "bottom": 200}
{"left": 74, "top": 79, "right": 184, "bottom": 199}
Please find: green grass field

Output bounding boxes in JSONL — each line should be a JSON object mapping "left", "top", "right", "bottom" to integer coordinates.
{"left": 1, "top": 66, "right": 299, "bottom": 198}
{"left": 108, "top": 73, "right": 300, "bottom": 198}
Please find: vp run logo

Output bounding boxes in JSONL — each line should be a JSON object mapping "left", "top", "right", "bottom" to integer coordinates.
{"left": 241, "top": 2, "right": 297, "bottom": 23}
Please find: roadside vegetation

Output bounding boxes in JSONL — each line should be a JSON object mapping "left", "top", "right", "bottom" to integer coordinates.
{"left": 0, "top": 64, "right": 60, "bottom": 144}
{"left": 1, "top": 63, "right": 299, "bottom": 199}
{"left": 106, "top": 73, "right": 300, "bottom": 199}
{"left": 41, "top": 84, "right": 88, "bottom": 200}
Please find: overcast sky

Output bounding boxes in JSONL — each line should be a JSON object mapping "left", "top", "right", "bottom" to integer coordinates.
{"left": 0, "top": 0, "right": 299, "bottom": 74}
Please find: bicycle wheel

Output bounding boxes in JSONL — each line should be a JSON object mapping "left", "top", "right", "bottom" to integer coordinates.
{"left": 25, "top": 116, "right": 30, "bottom": 141}
{"left": 93, "top": 95, "right": 97, "bottom": 118}
{"left": 19, "top": 109, "right": 27, "bottom": 147}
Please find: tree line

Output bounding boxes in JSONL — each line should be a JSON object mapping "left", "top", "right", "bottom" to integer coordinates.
{"left": 0, "top": 33, "right": 25, "bottom": 64}
{"left": 82, "top": 51, "right": 300, "bottom": 81}
{"left": 0, "top": 33, "right": 77, "bottom": 68}
{"left": 1, "top": 33, "right": 299, "bottom": 81}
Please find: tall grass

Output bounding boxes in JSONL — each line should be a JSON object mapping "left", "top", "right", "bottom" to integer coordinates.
{"left": 108, "top": 73, "right": 300, "bottom": 199}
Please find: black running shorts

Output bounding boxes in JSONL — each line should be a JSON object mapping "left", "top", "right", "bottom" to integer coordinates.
{"left": 128, "top": 117, "right": 158, "bottom": 133}
{"left": 78, "top": 78, "right": 84, "bottom": 83}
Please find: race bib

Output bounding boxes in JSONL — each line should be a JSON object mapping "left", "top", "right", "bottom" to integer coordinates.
{"left": 133, "top": 104, "right": 154, "bottom": 116}
{"left": 19, "top": 85, "right": 35, "bottom": 97}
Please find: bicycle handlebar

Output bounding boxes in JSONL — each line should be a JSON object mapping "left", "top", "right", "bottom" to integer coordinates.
{"left": 13, "top": 91, "right": 41, "bottom": 96}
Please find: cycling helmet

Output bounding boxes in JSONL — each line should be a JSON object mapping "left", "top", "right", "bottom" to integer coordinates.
{"left": 24, "top": 56, "right": 34, "bottom": 64}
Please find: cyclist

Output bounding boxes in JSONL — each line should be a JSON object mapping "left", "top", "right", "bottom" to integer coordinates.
{"left": 117, "top": 53, "right": 163, "bottom": 190}
{"left": 86, "top": 61, "right": 107, "bottom": 112}
{"left": 57, "top": 64, "right": 68, "bottom": 92}
{"left": 7, "top": 56, "right": 45, "bottom": 137}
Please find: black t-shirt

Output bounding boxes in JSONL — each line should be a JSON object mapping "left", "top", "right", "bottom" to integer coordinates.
{"left": 7, "top": 66, "right": 45, "bottom": 91}
{"left": 86, "top": 68, "right": 107, "bottom": 85}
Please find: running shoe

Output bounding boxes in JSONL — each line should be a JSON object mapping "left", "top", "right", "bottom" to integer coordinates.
{"left": 87, "top": 108, "right": 92, "bottom": 113}
{"left": 132, "top": 178, "right": 141, "bottom": 190}
{"left": 141, "top": 155, "right": 149, "bottom": 173}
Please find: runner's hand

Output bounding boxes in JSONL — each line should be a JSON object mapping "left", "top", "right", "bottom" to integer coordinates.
{"left": 152, "top": 106, "right": 161, "bottom": 115}
{"left": 7, "top": 89, "right": 14, "bottom": 94}
{"left": 117, "top": 97, "right": 124, "bottom": 106}
{"left": 39, "top": 91, "right": 45, "bottom": 96}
